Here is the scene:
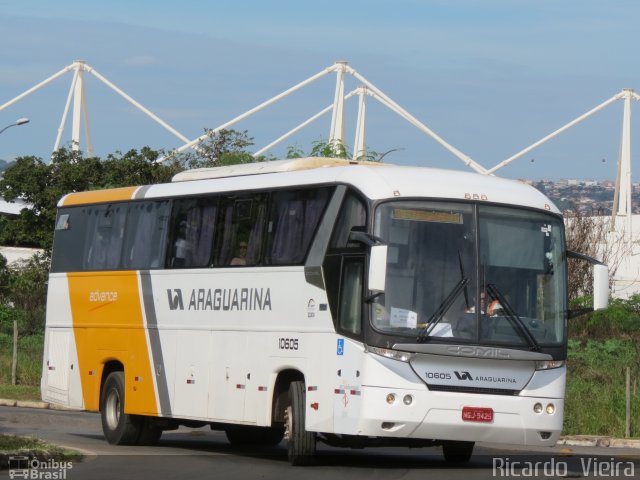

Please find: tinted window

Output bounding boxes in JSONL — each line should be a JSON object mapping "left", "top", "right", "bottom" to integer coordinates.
{"left": 122, "top": 201, "right": 171, "bottom": 270}
{"left": 338, "top": 258, "right": 364, "bottom": 335}
{"left": 51, "top": 207, "right": 88, "bottom": 272}
{"left": 167, "top": 197, "right": 218, "bottom": 268}
{"left": 266, "top": 187, "right": 331, "bottom": 265}
{"left": 330, "top": 192, "right": 366, "bottom": 249}
{"left": 215, "top": 194, "right": 267, "bottom": 267}
{"left": 84, "top": 204, "right": 128, "bottom": 271}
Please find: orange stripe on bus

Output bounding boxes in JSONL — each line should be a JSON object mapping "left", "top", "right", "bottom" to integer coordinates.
{"left": 61, "top": 186, "right": 139, "bottom": 206}
{"left": 67, "top": 271, "right": 158, "bottom": 415}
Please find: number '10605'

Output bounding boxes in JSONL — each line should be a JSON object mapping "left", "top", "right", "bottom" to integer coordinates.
{"left": 279, "top": 338, "right": 299, "bottom": 350}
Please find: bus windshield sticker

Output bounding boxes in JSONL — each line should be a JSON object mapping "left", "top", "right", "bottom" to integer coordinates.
{"left": 392, "top": 209, "right": 462, "bottom": 224}
{"left": 337, "top": 338, "right": 344, "bottom": 356}
{"left": 541, "top": 224, "right": 551, "bottom": 236}
{"left": 429, "top": 323, "right": 454, "bottom": 337}
{"left": 390, "top": 307, "right": 418, "bottom": 329}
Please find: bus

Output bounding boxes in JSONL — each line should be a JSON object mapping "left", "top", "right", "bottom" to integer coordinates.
{"left": 41, "top": 157, "right": 609, "bottom": 465}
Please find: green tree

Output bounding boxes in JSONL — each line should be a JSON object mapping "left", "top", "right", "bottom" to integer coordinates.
{"left": 6, "top": 253, "right": 49, "bottom": 336}
{"left": 0, "top": 130, "right": 263, "bottom": 250}
{"left": 0, "top": 148, "right": 178, "bottom": 250}
{"left": 178, "top": 129, "right": 267, "bottom": 168}
{"left": 288, "top": 138, "right": 381, "bottom": 162}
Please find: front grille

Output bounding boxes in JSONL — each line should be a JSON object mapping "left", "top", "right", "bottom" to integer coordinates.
{"left": 427, "top": 384, "right": 519, "bottom": 396}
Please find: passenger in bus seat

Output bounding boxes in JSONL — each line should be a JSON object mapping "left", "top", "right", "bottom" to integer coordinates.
{"left": 230, "top": 241, "right": 248, "bottom": 265}
{"left": 172, "top": 221, "right": 190, "bottom": 267}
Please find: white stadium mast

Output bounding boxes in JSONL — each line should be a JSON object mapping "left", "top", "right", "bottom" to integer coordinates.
{"left": 0, "top": 59, "right": 637, "bottom": 239}
{"left": 0, "top": 60, "right": 190, "bottom": 158}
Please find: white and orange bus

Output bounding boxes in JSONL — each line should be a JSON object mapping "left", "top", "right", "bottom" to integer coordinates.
{"left": 42, "top": 158, "right": 608, "bottom": 465}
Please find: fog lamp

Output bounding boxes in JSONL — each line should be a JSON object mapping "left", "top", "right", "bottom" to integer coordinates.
{"left": 403, "top": 394, "right": 413, "bottom": 406}
{"left": 533, "top": 403, "right": 543, "bottom": 414}
{"left": 546, "top": 403, "right": 555, "bottom": 414}
{"left": 386, "top": 393, "right": 396, "bottom": 404}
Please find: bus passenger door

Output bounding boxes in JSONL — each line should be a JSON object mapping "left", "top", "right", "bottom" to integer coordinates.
{"left": 332, "top": 255, "right": 365, "bottom": 434}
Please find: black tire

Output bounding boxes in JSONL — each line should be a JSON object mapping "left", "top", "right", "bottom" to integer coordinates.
{"left": 136, "top": 416, "right": 163, "bottom": 446}
{"left": 100, "top": 371, "right": 142, "bottom": 445}
{"left": 285, "top": 381, "right": 316, "bottom": 466}
{"left": 225, "top": 425, "right": 284, "bottom": 446}
{"left": 442, "top": 440, "right": 474, "bottom": 462}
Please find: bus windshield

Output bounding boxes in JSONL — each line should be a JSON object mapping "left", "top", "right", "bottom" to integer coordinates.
{"left": 372, "top": 201, "right": 567, "bottom": 348}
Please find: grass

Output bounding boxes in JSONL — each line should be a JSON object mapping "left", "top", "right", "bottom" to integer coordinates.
{"left": 563, "top": 338, "right": 640, "bottom": 437}
{"left": 0, "top": 384, "right": 40, "bottom": 402}
{"left": 0, "top": 334, "right": 43, "bottom": 386}
{"left": 0, "top": 434, "right": 81, "bottom": 470}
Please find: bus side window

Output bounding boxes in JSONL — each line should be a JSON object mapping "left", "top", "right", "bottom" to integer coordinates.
{"left": 122, "top": 201, "right": 170, "bottom": 270}
{"left": 214, "top": 193, "right": 267, "bottom": 267}
{"left": 338, "top": 258, "right": 364, "bottom": 335}
{"left": 266, "top": 187, "right": 331, "bottom": 265}
{"left": 330, "top": 192, "right": 367, "bottom": 249}
{"left": 51, "top": 207, "right": 88, "bottom": 273}
{"left": 167, "top": 198, "right": 218, "bottom": 268}
{"left": 84, "top": 204, "right": 128, "bottom": 271}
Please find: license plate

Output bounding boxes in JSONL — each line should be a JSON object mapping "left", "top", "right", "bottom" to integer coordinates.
{"left": 462, "top": 406, "right": 494, "bottom": 423}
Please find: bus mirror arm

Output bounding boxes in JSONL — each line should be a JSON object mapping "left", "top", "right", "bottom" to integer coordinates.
{"left": 566, "top": 250, "right": 609, "bottom": 313}
{"left": 348, "top": 229, "right": 385, "bottom": 247}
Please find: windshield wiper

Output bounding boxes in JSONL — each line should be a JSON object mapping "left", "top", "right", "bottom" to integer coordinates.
{"left": 486, "top": 283, "right": 541, "bottom": 352}
{"left": 417, "top": 277, "right": 469, "bottom": 343}
{"left": 458, "top": 251, "right": 470, "bottom": 310}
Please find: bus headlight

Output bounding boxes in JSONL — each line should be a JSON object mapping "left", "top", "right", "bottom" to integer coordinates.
{"left": 535, "top": 360, "right": 564, "bottom": 371}
{"left": 367, "top": 346, "right": 413, "bottom": 362}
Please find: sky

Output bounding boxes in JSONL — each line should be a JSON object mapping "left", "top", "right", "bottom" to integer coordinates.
{"left": 1, "top": 0, "right": 640, "bottom": 180}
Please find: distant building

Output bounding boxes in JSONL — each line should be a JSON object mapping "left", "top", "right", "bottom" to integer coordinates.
{"left": 0, "top": 197, "right": 30, "bottom": 216}
{"left": 0, "top": 245, "right": 43, "bottom": 265}
{"left": 0, "top": 197, "right": 41, "bottom": 265}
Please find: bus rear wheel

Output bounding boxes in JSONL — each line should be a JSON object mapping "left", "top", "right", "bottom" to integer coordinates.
{"left": 285, "top": 381, "right": 316, "bottom": 466}
{"left": 442, "top": 440, "right": 474, "bottom": 462}
{"left": 100, "top": 371, "right": 142, "bottom": 445}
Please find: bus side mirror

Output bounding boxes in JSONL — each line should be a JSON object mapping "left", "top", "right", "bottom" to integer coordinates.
{"left": 567, "top": 250, "right": 609, "bottom": 316}
{"left": 593, "top": 264, "right": 609, "bottom": 311}
{"left": 369, "top": 245, "right": 387, "bottom": 293}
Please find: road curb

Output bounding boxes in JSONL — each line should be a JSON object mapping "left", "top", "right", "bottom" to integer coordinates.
{"left": 0, "top": 398, "right": 76, "bottom": 411}
{"left": 557, "top": 435, "right": 640, "bottom": 449}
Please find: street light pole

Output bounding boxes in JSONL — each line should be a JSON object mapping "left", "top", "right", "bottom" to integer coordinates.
{"left": 0, "top": 117, "right": 29, "bottom": 136}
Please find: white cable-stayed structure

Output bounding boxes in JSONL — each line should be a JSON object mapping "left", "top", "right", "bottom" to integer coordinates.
{"left": 1, "top": 59, "right": 640, "bottom": 295}
{"left": 0, "top": 60, "right": 191, "bottom": 158}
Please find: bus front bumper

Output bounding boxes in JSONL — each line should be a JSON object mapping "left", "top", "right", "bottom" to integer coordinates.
{"left": 354, "top": 386, "right": 563, "bottom": 446}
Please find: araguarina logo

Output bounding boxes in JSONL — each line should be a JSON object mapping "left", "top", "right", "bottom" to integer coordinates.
{"left": 454, "top": 371, "right": 473, "bottom": 381}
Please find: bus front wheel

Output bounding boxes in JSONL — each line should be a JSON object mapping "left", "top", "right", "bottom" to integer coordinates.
{"left": 285, "top": 381, "right": 316, "bottom": 465}
{"left": 442, "top": 440, "right": 474, "bottom": 462}
{"left": 100, "top": 371, "right": 142, "bottom": 445}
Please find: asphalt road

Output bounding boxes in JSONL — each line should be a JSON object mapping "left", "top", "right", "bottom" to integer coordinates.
{"left": 1, "top": 406, "right": 639, "bottom": 480}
